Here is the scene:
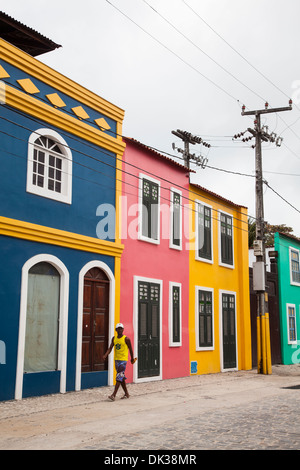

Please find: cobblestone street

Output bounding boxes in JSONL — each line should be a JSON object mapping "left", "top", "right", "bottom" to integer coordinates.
{"left": 1, "top": 365, "right": 299, "bottom": 451}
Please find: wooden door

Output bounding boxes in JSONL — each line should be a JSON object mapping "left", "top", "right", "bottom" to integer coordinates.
{"left": 81, "top": 268, "right": 109, "bottom": 373}
{"left": 138, "top": 281, "right": 160, "bottom": 378}
{"left": 222, "top": 293, "right": 237, "bottom": 369}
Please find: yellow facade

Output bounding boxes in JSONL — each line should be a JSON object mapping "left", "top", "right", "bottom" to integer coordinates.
{"left": 189, "top": 183, "right": 252, "bottom": 375}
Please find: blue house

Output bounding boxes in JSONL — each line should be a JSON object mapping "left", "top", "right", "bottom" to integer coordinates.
{"left": 0, "top": 13, "right": 125, "bottom": 400}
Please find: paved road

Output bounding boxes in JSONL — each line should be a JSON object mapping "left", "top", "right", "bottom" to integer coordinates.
{"left": 0, "top": 365, "right": 299, "bottom": 451}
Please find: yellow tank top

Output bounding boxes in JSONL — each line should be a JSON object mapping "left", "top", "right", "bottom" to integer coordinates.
{"left": 114, "top": 335, "right": 128, "bottom": 361}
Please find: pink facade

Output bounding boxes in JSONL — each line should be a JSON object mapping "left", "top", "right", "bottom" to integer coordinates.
{"left": 120, "top": 138, "right": 190, "bottom": 383}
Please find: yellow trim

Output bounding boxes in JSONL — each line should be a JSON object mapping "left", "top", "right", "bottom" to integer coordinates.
{"left": 0, "top": 39, "right": 125, "bottom": 123}
{"left": 71, "top": 106, "right": 90, "bottom": 120}
{"left": 45, "top": 92, "right": 66, "bottom": 108}
{"left": 17, "top": 78, "right": 40, "bottom": 94}
{"left": 0, "top": 216, "right": 124, "bottom": 257}
{"left": 94, "top": 117, "right": 111, "bottom": 131}
{"left": 5, "top": 84, "right": 126, "bottom": 155}
{"left": 0, "top": 64, "right": 10, "bottom": 78}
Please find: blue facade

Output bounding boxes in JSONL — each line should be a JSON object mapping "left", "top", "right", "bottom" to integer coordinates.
{"left": 0, "top": 237, "right": 114, "bottom": 401}
{"left": 0, "top": 104, "right": 116, "bottom": 240}
{"left": 0, "top": 39, "right": 125, "bottom": 401}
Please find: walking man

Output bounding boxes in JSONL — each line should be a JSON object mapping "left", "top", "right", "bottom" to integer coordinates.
{"left": 103, "top": 323, "right": 135, "bottom": 401}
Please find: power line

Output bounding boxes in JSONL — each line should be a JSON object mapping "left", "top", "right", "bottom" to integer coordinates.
{"left": 141, "top": 0, "right": 267, "bottom": 104}
{"left": 0, "top": 113, "right": 251, "bottom": 228}
{"left": 5, "top": 77, "right": 250, "bottom": 148}
{"left": 0, "top": 138, "right": 250, "bottom": 235}
{"left": 106, "top": 0, "right": 300, "bottom": 163}
{"left": 264, "top": 181, "right": 300, "bottom": 215}
{"left": 181, "top": 0, "right": 300, "bottom": 140}
{"left": 0, "top": 108, "right": 255, "bottom": 194}
{"left": 105, "top": 0, "right": 241, "bottom": 103}
{"left": 2, "top": 108, "right": 299, "bottom": 225}
{"left": 181, "top": 0, "right": 293, "bottom": 103}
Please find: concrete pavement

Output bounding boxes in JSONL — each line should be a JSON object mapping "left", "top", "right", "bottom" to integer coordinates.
{"left": 0, "top": 364, "right": 299, "bottom": 450}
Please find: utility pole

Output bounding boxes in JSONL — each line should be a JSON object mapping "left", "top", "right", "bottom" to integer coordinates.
{"left": 237, "top": 100, "right": 292, "bottom": 374}
{"left": 171, "top": 129, "right": 210, "bottom": 176}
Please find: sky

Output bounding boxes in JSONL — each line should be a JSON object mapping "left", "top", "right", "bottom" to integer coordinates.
{"left": 2, "top": 0, "right": 300, "bottom": 237}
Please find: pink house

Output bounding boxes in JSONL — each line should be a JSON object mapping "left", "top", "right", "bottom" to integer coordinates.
{"left": 120, "top": 137, "right": 190, "bottom": 383}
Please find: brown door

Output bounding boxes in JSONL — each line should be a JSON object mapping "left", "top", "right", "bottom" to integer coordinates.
{"left": 81, "top": 267, "right": 109, "bottom": 373}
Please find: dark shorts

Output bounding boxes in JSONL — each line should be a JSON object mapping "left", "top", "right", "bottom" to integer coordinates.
{"left": 115, "top": 360, "right": 127, "bottom": 382}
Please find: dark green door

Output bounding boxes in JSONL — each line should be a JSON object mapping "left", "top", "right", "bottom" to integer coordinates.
{"left": 222, "top": 294, "right": 236, "bottom": 369}
{"left": 138, "top": 281, "right": 160, "bottom": 378}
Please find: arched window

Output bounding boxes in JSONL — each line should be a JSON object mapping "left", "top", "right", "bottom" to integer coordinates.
{"left": 24, "top": 262, "right": 60, "bottom": 372}
{"left": 27, "top": 128, "right": 72, "bottom": 204}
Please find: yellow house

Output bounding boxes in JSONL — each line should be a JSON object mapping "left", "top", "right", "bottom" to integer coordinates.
{"left": 188, "top": 183, "right": 252, "bottom": 375}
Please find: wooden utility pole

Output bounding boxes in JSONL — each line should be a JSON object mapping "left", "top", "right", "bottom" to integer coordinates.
{"left": 240, "top": 100, "right": 292, "bottom": 374}
{"left": 171, "top": 129, "right": 210, "bottom": 177}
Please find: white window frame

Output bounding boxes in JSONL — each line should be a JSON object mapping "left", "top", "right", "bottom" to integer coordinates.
{"left": 76, "top": 261, "right": 116, "bottom": 391}
{"left": 138, "top": 173, "right": 160, "bottom": 245}
{"left": 195, "top": 199, "right": 213, "bottom": 264}
{"left": 289, "top": 247, "right": 300, "bottom": 287}
{"left": 169, "top": 282, "right": 182, "bottom": 347}
{"left": 15, "top": 254, "right": 69, "bottom": 400}
{"left": 169, "top": 188, "right": 182, "bottom": 250}
{"left": 218, "top": 210, "right": 234, "bottom": 269}
{"left": 133, "top": 275, "right": 163, "bottom": 383}
{"left": 195, "top": 286, "right": 214, "bottom": 351}
{"left": 219, "top": 290, "right": 238, "bottom": 372}
{"left": 27, "top": 128, "right": 72, "bottom": 204}
{"left": 286, "top": 303, "right": 297, "bottom": 345}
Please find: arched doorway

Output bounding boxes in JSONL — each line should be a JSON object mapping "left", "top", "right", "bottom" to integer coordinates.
{"left": 24, "top": 262, "right": 60, "bottom": 373}
{"left": 81, "top": 267, "right": 110, "bottom": 373}
{"left": 16, "top": 254, "right": 69, "bottom": 400}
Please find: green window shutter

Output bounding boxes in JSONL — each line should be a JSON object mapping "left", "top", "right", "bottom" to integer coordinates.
{"left": 198, "top": 290, "right": 213, "bottom": 347}
{"left": 221, "top": 213, "right": 233, "bottom": 265}
{"left": 198, "top": 204, "right": 212, "bottom": 260}
{"left": 138, "top": 281, "right": 160, "bottom": 378}
{"left": 172, "top": 286, "right": 180, "bottom": 343}
{"left": 142, "top": 179, "right": 159, "bottom": 240}
{"left": 172, "top": 192, "right": 181, "bottom": 246}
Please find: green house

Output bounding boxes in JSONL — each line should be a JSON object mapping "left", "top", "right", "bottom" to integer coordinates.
{"left": 274, "top": 232, "right": 300, "bottom": 365}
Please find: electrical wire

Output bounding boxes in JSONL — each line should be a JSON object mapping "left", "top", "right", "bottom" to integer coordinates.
{"left": 181, "top": 0, "right": 293, "bottom": 103}
{"left": 141, "top": 0, "right": 266, "bottom": 104}
{"left": 5, "top": 78, "right": 250, "bottom": 150}
{"left": 1, "top": 107, "right": 299, "bottom": 243}
{"left": 105, "top": 0, "right": 241, "bottom": 104}
{"left": 0, "top": 140, "right": 251, "bottom": 235}
{"left": 0, "top": 112, "right": 252, "bottom": 229}
{"left": 106, "top": 0, "right": 300, "bottom": 161}
{"left": 0, "top": 107, "right": 256, "bottom": 198}
{"left": 264, "top": 180, "right": 300, "bottom": 215}
{"left": 1, "top": 105, "right": 299, "bottom": 225}
{"left": 181, "top": 0, "right": 300, "bottom": 139}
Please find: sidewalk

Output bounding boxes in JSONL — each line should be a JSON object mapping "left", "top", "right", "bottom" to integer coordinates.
{"left": 0, "top": 364, "right": 299, "bottom": 450}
